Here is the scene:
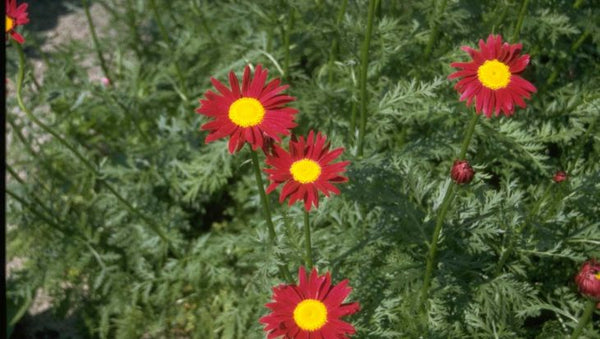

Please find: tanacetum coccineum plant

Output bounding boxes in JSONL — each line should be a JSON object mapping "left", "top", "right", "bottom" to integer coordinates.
{"left": 449, "top": 34, "right": 536, "bottom": 118}
{"left": 196, "top": 64, "right": 298, "bottom": 153}
{"left": 264, "top": 130, "right": 349, "bottom": 211}
{"left": 5, "top": 0, "right": 29, "bottom": 44}
{"left": 260, "top": 266, "right": 360, "bottom": 339}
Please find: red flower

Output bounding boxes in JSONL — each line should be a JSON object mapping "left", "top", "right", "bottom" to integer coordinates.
{"left": 575, "top": 259, "right": 600, "bottom": 300}
{"left": 264, "top": 131, "right": 349, "bottom": 211}
{"left": 451, "top": 160, "right": 474, "bottom": 184}
{"left": 449, "top": 34, "right": 536, "bottom": 118}
{"left": 553, "top": 171, "right": 567, "bottom": 183}
{"left": 196, "top": 65, "right": 298, "bottom": 153}
{"left": 5, "top": 0, "right": 29, "bottom": 44}
{"left": 260, "top": 267, "right": 360, "bottom": 339}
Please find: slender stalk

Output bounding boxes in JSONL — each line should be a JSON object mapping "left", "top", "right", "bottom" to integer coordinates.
{"left": 283, "top": 7, "right": 294, "bottom": 83}
{"left": 13, "top": 42, "right": 176, "bottom": 256}
{"left": 149, "top": 0, "right": 187, "bottom": 99}
{"left": 251, "top": 150, "right": 277, "bottom": 242}
{"left": 6, "top": 189, "right": 66, "bottom": 238}
{"left": 304, "top": 211, "right": 313, "bottom": 269}
{"left": 357, "top": 0, "right": 377, "bottom": 157}
{"left": 82, "top": 0, "right": 110, "bottom": 79}
{"left": 419, "top": 182, "right": 455, "bottom": 310}
{"left": 250, "top": 150, "right": 293, "bottom": 282}
{"left": 459, "top": 110, "right": 479, "bottom": 159}
{"left": 511, "top": 0, "right": 529, "bottom": 42}
{"left": 419, "top": 109, "right": 479, "bottom": 311}
{"left": 349, "top": 98, "right": 357, "bottom": 141}
{"left": 423, "top": 0, "right": 448, "bottom": 59}
{"left": 570, "top": 299, "right": 597, "bottom": 339}
{"left": 327, "top": 0, "right": 349, "bottom": 85}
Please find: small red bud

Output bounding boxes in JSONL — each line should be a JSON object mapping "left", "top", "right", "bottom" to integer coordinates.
{"left": 575, "top": 259, "right": 600, "bottom": 301}
{"left": 101, "top": 77, "right": 111, "bottom": 87}
{"left": 553, "top": 171, "right": 567, "bottom": 183}
{"left": 451, "top": 160, "right": 474, "bottom": 184}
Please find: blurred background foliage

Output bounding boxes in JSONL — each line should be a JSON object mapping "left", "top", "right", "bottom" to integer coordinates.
{"left": 5, "top": 0, "right": 600, "bottom": 338}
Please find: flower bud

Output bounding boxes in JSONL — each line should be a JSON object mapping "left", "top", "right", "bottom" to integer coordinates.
{"left": 553, "top": 171, "right": 567, "bottom": 183}
{"left": 451, "top": 160, "right": 474, "bottom": 184}
{"left": 101, "top": 77, "right": 111, "bottom": 87}
{"left": 575, "top": 259, "right": 600, "bottom": 301}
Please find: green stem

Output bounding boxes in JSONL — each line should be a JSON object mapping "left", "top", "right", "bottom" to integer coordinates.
{"left": 6, "top": 189, "right": 66, "bottom": 238}
{"left": 419, "top": 182, "right": 456, "bottom": 310}
{"left": 283, "top": 7, "right": 294, "bottom": 83}
{"left": 149, "top": 0, "right": 187, "bottom": 99}
{"left": 304, "top": 211, "right": 313, "bottom": 269}
{"left": 250, "top": 150, "right": 293, "bottom": 282}
{"left": 251, "top": 150, "right": 277, "bottom": 242}
{"left": 423, "top": 0, "right": 448, "bottom": 59}
{"left": 459, "top": 110, "right": 479, "bottom": 159}
{"left": 13, "top": 41, "right": 176, "bottom": 256}
{"left": 82, "top": 0, "right": 110, "bottom": 79}
{"left": 419, "top": 109, "right": 479, "bottom": 311}
{"left": 570, "top": 299, "right": 597, "bottom": 339}
{"left": 327, "top": 0, "right": 349, "bottom": 85}
{"left": 511, "top": 0, "right": 529, "bottom": 42}
{"left": 357, "top": 0, "right": 377, "bottom": 157}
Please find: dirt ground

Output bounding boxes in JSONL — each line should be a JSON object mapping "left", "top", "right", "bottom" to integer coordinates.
{"left": 8, "top": 1, "right": 112, "bottom": 338}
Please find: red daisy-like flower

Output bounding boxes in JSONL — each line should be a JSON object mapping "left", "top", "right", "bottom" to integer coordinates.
{"left": 575, "top": 259, "right": 600, "bottom": 301}
{"left": 449, "top": 34, "right": 537, "bottom": 118}
{"left": 264, "top": 130, "right": 349, "bottom": 211}
{"left": 260, "top": 266, "right": 360, "bottom": 339}
{"left": 6, "top": 0, "right": 29, "bottom": 44}
{"left": 196, "top": 64, "right": 298, "bottom": 154}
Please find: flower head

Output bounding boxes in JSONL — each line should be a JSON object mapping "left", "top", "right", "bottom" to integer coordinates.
{"left": 6, "top": 0, "right": 29, "bottom": 44}
{"left": 449, "top": 34, "right": 536, "bottom": 118}
{"left": 451, "top": 160, "right": 474, "bottom": 184}
{"left": 575, "top": 259, "right": 600, "bottom": 301}
{"left": 265, "top": 130, "right": 349, "bottom": 211}
{"left": 553, "top": 170, "right": 567, "bottom": 183}
{"left": 196, "top": 65, "right": 298, "bottom": 153}
{"left": 260, "top": 266, "right": 360, "bottom": 339}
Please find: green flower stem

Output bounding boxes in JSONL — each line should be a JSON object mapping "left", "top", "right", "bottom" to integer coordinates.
{"left": 423, "top": 0, "right": 448, "bottom": 59}
{"left": 304, "top": 211, "right": 313, "bottom": 270}
{"left": 82, "top": 0, "right": 111, "bottom": 80}
{"left": 149, "top": 0, "right": 188, "bottom": 99}
{"left": 327, "top": 0, "right": 349, "bottom": 85}
{"left": 357, "top": 0, "right": 378, "bottom": 157}
{"left": 419, "top": 109, "right": 478, "bottom": 311}
{"left": 419, "top": 181, "right": 456, "bottom": 310}
{"left": 459, "top": 109, "right": 479, "bottom": 159}
{"left": 250, "top": 150, "right": 293, "bottom": 282}
{"left": 570, "top": 299, "right": 597, "bottom": 339}
{"left": 511, "top": 0, "right": 529, "bottom": 42}
{"left": 13, "top": 42, "right": 178, "bottom": 257}
{"left": 251, "top": 151, "right": 277, "bottom": 241}
{"left": 6, "top": 189, "right": 66, "bottom": 238}
{"left": 282, "top": 7, "right": 295, "bottom": 83}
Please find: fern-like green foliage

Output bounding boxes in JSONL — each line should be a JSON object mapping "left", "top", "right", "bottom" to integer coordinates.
{"left": 6, "top": 0, "right": 599, "bottom": 338}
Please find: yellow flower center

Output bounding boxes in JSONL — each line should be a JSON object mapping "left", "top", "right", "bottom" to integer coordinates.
{"left": 293, "top": 299, "right": 328, "bottom": 331}
{"left": 228, "top": 97, "right": 265, "bottom": 127}
{"left": 594, "top": 272, "right": 600, "bottom": 280}
{"left": 290, "top": 159, "right": 322, "bottom": 184}
{"left": 6, "top": 16, "right": 14, "bottom": 32}
{"left": 477, "top": 59, "right": 511, "bottom": 90}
